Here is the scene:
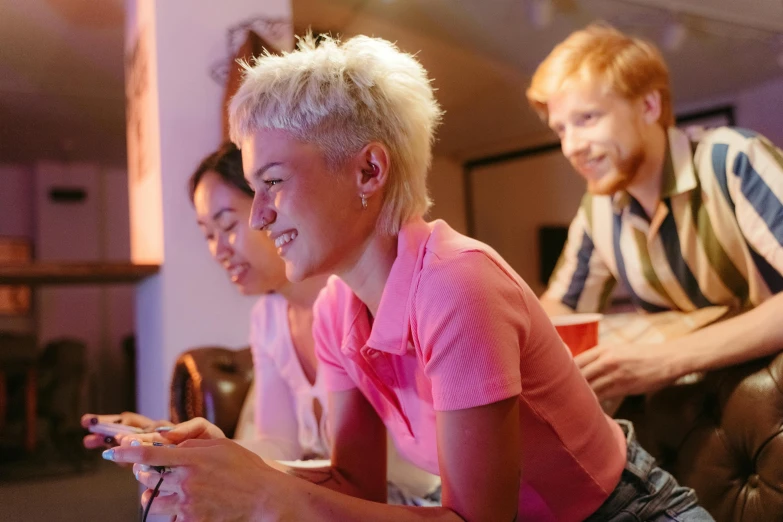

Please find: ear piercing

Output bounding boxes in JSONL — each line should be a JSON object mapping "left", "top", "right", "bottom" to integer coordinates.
{"left": 361, "top": 193, "right": 368, "bottom": 210}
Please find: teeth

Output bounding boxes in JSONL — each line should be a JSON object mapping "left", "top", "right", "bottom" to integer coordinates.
{"left": 275, "top": 231, "right": 297, "bottom": 249}
{"left": 229, "top": 265, "right": 245, "bottom": 281}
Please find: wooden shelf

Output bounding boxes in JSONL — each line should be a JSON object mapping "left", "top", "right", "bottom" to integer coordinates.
{"left": 0, "top": 262, "right": 160, "bottom": 285}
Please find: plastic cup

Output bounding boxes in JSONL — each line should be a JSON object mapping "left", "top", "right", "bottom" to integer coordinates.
{"left": 550, "top": 313, "right": 602, "bottom": 357}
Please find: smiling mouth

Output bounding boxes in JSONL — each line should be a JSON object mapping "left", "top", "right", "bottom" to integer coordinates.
{"left": 228, "top": 264, "right": 248, "bottom": 284}
{"left": 576, "top": 156, "right": 606, "bottom": 175}
{"left": 274, "top": 231, "right": 298, "bottom": 249}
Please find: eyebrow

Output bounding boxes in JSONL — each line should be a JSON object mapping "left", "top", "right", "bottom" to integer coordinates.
{"left": 251, "top": 161, "right": 283, "bottom": 181}
{"left": 211, "top": 208, "right": 235, "bottom": 221}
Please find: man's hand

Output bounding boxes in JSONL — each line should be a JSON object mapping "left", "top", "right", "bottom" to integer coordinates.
{"left": 574, "top": 342, "right": 679, "bottom": 400}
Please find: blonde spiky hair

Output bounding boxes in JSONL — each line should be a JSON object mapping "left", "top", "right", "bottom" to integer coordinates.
{"left": 229, "top": 34, "right": 443, "bottom": 235}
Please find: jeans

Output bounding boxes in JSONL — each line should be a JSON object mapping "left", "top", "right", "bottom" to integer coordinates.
{"left": 586, "top": 420, "right": 715, "bottom": 522}
{"left": 387, "top": 481, "right": 442, "bottom": 507}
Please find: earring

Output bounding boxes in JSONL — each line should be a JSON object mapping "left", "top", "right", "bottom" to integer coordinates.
{"left": 360, "top": 193, "right": 368, "bottom": 210}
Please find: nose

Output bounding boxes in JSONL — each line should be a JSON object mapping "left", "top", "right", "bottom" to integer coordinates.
{"left": 561, "top": 126, "right": 587, "bottom": 159}
{"left": 249, "top": 191, "right": 276, "bottom": 231}
{"left": 214, "top": 234, "right": 232, "bottom": 263}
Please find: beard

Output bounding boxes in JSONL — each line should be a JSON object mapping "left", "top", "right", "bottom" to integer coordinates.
{"left": 585, "top": 145, "right": 645, "bottom": 196}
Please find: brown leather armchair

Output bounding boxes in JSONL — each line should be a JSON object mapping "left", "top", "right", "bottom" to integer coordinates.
{"left": 617, "top": 351, "right": 783, "bottom": 522}
{"left": 171, "top": 345, "right": 783, "bottom": 521}
{"left": 169, "top": 346, "right": 253, "bottom": 439}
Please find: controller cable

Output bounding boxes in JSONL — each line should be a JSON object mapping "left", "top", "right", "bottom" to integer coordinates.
{"left": 142, "top": 474, "right": 165, "bottom": 522}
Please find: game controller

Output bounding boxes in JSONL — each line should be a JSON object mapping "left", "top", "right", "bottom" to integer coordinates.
{"left": 88, "top": 422, "right": 145, "bottom": 438}
{"left": 135, "top": 440, "right": 175, "bottom": 474}
{"left": 92, "top": 424, "right": 175, "bottom": 474}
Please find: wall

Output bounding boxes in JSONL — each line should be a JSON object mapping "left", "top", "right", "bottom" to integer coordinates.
{"left": 34, "top": 162, "right": 134, "bottom": 412}
{"left": 470, "top": 150, "right": 583, "bottom": 295}
{"left": 0, "top": 161, "right": 134, "bottom": 411}
{"left": 127, "top": 0, "right": 293, "bottom": 422}
{"left": 0, "top": 165, "right": 34, "bottom": 240}
{"left": 736, "top": 75, "right": 783, "bottom": 147}
{"left": 0, "top": 165, "right": 35, "bottom": 333}
{"left": 426, "top": 155, "right": 467, "bottom": 234}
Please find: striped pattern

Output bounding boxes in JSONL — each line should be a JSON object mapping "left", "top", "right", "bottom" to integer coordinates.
{"left": 544, "top": 127, "right": 783, "bottom": 313}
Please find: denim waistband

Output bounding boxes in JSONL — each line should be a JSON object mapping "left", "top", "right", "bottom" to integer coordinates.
{"left": 615, "top": 419, "right": 656, "bottom": 479}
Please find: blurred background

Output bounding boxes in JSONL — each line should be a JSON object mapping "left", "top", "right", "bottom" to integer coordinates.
{"left": 0, "top": 0, "right": 780, "bottom": 520}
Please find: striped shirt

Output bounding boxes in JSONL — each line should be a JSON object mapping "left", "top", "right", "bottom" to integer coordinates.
{"left": 544, "top": 126, "right": 783, "bottom": 313}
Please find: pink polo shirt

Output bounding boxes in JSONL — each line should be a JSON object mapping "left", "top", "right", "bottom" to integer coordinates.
{"left": 314, "top": 219, "right": 626, "bottom": 521}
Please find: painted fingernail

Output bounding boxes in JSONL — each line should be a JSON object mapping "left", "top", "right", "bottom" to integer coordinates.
{"left": 154, "top": 426, "right": 173, "bottom": 433}
{"left": 140, "top": 464, "right": 151, "bottom": 472}
{"left": 135, "top": 469, "right": 140, "bottom": 481}
{"left": 102, "top": 449, "right": 115, "bottom": 461}
{"left": 104, "top": 436, "right": 117, "bottom": 445}
{"left": 152, "top": 441, "right": 177, "bottom": 447}
{"left": 130, "top": 439, "right": 141, "bottom": 447}
{"left": 89, "top": 417, "right": 99, "bottom": 425}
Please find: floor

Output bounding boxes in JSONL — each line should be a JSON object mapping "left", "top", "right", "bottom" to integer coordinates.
{"left": 0, "top": 460, "right": 141, "bottom": 522}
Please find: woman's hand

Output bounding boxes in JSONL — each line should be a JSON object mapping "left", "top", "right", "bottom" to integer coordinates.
{"left": 156, "top": 417, "right": 226, "bottom": 443}
{"left": 81, "top": 412, "right": 173, "bottom": 449}
{"left": 106, "top": 438, "right": 281, "bottom": 521}
{"left": 115, "top": 417, "right": 227, "bottom": 446}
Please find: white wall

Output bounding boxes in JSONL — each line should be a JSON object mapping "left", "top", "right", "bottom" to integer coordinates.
{"left": 0, "top": 160, "right": 134, "bottom": 410}
{"left": 127, "top": 0, "right": 293, "bottom": 422}
{"left": 34, "top": 162, "right": 135, "bottom": 412}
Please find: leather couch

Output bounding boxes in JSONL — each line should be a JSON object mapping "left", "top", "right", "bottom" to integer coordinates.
{"left": 170, "top": 345, "right": 783, "bottom": 521}
{"left": 170, "top": 346, "right": 253, "bottom": 439}
{"left": 616, "top": 351, "right": 783, "bottom": 521}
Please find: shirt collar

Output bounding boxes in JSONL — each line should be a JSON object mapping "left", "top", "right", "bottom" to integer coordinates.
{"left": 365, "top": 218, "right": 432, "bottom": 355}
{"left": 611, "top": 126, "right": 698, "bottom": 213}
{"left": 661, "top": 126, "right": 698, "bottom": 198}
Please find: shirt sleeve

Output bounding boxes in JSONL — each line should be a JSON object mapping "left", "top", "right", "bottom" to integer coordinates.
{"left": 725, "top": 132, "right": 783, "bottom": 294}
{"left": 313, "top": 279, "right": 358, "bottom": 393}
{"left": 411, "top": 251, "right": 526, "bottom": 411}
{"left": 541, "top": 197, "right": 616, "bottom": 312}
{"left": 248, "top": 302, "right": 302, "bottom": 460}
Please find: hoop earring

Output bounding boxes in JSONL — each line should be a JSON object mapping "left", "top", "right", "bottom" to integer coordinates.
{"left": 360, "top": 193, "right": 368, "bottom": 210}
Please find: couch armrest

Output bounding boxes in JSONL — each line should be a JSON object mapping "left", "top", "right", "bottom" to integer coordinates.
{"left": 618, "top": 352, "right": 783, "bottom": 522}
{"left": 169, "top": 346, "right": 253, "bottom": 439}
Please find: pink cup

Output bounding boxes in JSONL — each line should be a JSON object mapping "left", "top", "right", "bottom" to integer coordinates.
{"left": 550, "top": 313, "right": 603, "bottom": 357}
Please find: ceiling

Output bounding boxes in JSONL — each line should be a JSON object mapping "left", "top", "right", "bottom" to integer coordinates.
{"left": 0, "top": 0, "right": 126, "bottom": 165}
{"left": 294, "top": 0, "right": 783, "bottom": 159}
{"left": 0, "top": 0, "right": 781, "bottom": 165}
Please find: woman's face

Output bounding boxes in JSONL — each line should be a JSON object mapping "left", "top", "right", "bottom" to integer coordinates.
{"left": 193, "top": 170, "right": 288, "bottom": 295}
{"left": 241, "top": 129, "right": 370, "bottom": 283}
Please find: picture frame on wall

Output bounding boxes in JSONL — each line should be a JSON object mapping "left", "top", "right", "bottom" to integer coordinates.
{"left": 677, "top": 105, "right": 735, "bottom": 131}
{"left": 0, "top": 237, "right": 32, "bottom": 316}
